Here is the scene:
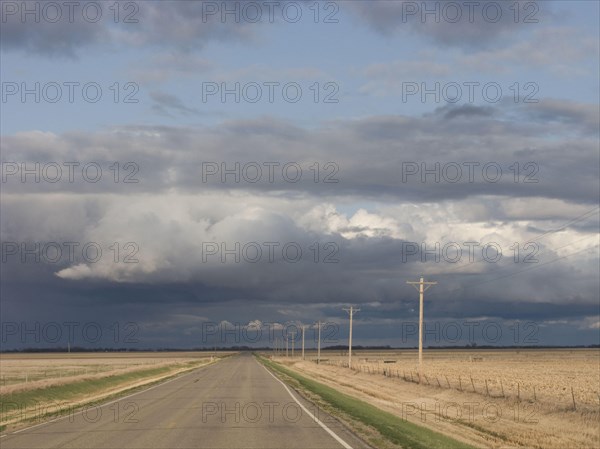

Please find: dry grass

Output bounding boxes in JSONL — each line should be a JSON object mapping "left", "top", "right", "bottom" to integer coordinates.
{"left": 270, "top": 349, "right": 600, "bottom": 449}
{"left": 312, "top": 349, "right": 600, "bottom": 408}
{"left": 0, "top": 352, "right": 229, "bottom": 431}
{"left": 0, "top": 351, "right": 227, "bottom": 389}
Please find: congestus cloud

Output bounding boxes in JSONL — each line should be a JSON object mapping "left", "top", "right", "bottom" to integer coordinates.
{"left": 1, "top": 100, "right": 597, "bottom": 305}
{"left": 2, "top": 189, "right": 597, "bottom": 305}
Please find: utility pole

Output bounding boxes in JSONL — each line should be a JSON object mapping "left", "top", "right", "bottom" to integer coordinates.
{"left": 407, "top": 276, "right": 437, "bottom": 371}
{"left": 286, "top": 336, "right": 289, "bottom": 357}
{"left": 301, "top": 325, "right": 306, "bottom": 360}
{"left": 315, "top": 321, "right": 322, "bottom": 364}
{"left": 290, "top": 331, "right": 296, "bottom": 358}
{"left": 343, "top": 306, "right": 360, "bottom": 369}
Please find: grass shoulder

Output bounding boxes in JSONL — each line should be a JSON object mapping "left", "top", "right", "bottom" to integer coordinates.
{"left": 256, "top": 354, "right": 478, "bottom": 449}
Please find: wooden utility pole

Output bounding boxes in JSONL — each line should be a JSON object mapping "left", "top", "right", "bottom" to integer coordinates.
{"left": 290, "top": 331, "right": 296, "bottom": 358}
{"left": 407, "top": 276, "right": 437, "bottom": 370}
{"left": 315, "top": 321, "right": 322, "bottom": 364}
{"left": 343, "top": 306, "right": 360, "bottom": 369}
{"left": 301, "top": 325, "right": 306, "bottom": 360}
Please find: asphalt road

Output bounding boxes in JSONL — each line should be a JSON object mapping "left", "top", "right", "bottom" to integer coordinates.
{"left": 0, "top": 353, "right": 368, "bottom": 449}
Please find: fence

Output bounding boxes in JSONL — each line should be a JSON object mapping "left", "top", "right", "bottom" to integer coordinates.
{"left": 315, "top": 359, "right": 597, "bottom": 411}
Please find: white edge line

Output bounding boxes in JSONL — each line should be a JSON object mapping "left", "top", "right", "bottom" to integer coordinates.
{"left": 257, "top": 358, "right": 354, "bottom": 449}
{"left": 2, "top": 363, "right": 211, "bottom": 438}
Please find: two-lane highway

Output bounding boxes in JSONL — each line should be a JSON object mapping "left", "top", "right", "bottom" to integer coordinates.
{"left": 1, "top": 354, "right": 367, "bottom": 448}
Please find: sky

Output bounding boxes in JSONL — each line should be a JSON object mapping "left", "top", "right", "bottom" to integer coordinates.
{"left": 1, "top": 0, "right": 599, "bottom": 350}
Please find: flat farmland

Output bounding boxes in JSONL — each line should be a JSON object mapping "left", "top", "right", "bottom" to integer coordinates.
{"left": 0, "top": 352, "right": 228, "bottom": 388}
{"left": 308, "top": 348, "right": 600, "bottom": 407}
{"left": 0, "top": 352, "right": 232, "bottom": 431}
{"left": 270, "top": 349, "right": 600, "bottom": 449}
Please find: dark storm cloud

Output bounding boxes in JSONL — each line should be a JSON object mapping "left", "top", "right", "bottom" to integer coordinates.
{"left": 2, "top": 209, "right": 597, "bottom": 304}
{"left": 1, "top": 99, "right": 598, "bottom": 347}
{"left": 2, "top": 230, "right": 598, "bottom": 349}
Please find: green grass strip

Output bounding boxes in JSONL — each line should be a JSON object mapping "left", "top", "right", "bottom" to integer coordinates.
{"left": 2, "top": 366, "right": 173, "bottom": 406}
{"left": 258, "top": 356, "right": 477, "bottom": 449}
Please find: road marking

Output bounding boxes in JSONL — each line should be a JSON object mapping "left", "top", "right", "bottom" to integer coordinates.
{"left": 2, "top": 364, "right": 210, "bottom": 438}
{"left": 258, "top": 359, "right": 354, "bottom": 449}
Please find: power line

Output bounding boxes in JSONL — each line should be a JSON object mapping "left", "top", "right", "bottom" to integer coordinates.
{"left": 464, "top": 244, "right": 599, "bottom": 288}
{"left": 550, "top": 234, "right": 599, "bottom": 252}
{"left": 437, "top": 206, "right": 599, "bottom": 275}
{"left": 529, "top": 206, "right": 599, "bottom": 242}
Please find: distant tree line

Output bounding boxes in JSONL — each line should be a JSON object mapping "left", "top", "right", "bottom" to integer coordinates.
{"left": 1, "top": 344, "right": 598, "bottom": 353}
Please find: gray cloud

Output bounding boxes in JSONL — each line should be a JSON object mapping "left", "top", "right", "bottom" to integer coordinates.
{"left": 2, "top": 100, "right": 598, "bottom": 203}
{"left": 0, "top": 2, "right": 108, "bottom": 58}
{"left": 150, "top": 91, "right": 202, "bottom": 116}
{"left": 1, "top": 100, "right": 598, "bottom": 347}
{"left": 345, "top": 0, "right": 548, "bottom": 49}
{"left": 0, "top": 1, "right": 257, "bottom": 57}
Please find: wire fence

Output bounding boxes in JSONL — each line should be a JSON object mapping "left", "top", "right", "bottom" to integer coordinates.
{"left": 313, "top": 358, "right": 600, "bottom": 411}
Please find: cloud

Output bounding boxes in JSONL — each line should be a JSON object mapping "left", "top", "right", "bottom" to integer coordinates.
{"left": 0, "top": 1, "right": 258, "bottom": 58}
{"left": 2, "top": 100, "right": 598, "bottom": 203}
{"left": 345, "top": 1, "right": 549, "bottom": 49}
{"left": 1, "top": 100, "right": 598, "bottom": 343}
{"left": 0, "top": 2, "right": 108, "bottom": 58}
{"left": 129, "top": 52, "right": 213, "bottom": 84}
{"left": 436, "top": 104, "right": 495, "bottom": 120}
{"left": 150, "top": 91, "right": 202, "bottom": 116}
{"left": 457, "top": 26, "right": 599, "bottom": 76}
{"left": 358, "top": 60, "right": 453, "bottom": 96}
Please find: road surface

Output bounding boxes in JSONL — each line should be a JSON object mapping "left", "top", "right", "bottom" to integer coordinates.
{"left": 0, "top": 353, "right": 367, "bottom": 448}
